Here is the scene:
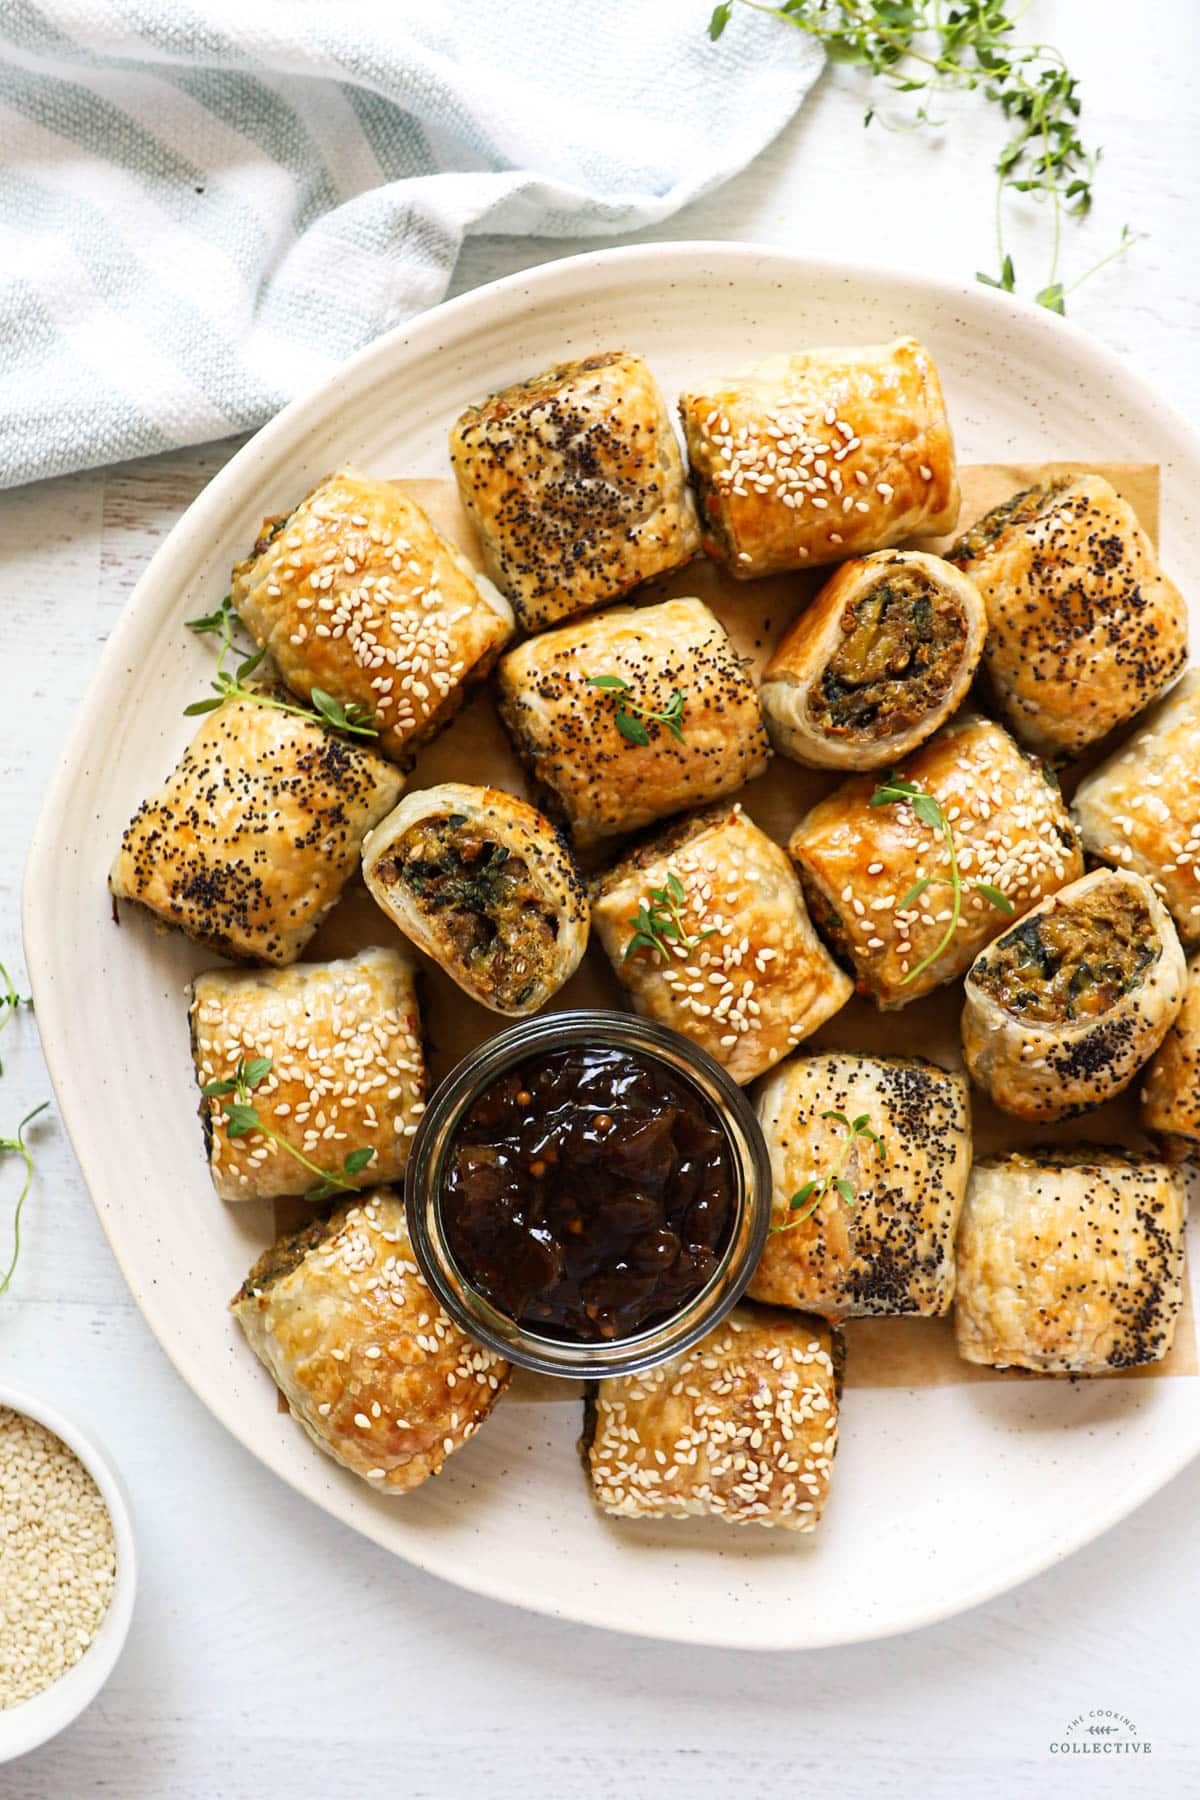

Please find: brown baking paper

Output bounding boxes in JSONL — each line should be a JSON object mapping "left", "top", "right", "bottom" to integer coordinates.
{"left": 286, "top": 461, "right": 1195, "bottom": 1393}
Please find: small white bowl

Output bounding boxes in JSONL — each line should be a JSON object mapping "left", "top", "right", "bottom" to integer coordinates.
{"left": 0, "top": 1382, "right": 137, "bottom": 1764}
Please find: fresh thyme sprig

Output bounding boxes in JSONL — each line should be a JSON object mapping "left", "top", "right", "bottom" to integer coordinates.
{"left": 201, "top": 1054, "right": 376, "bottom": 1201}
{"left": 0, "top": 958, "right": 32, "bottom": 1079}
{"left": 869, "top": 774, "right": 1014, "bottom": 984}
{"left": 0, "top": 1103, "right": 50, "bottom": 1298}
{"left": 624, "top": 871, "right": 717, "bottom": 963}
{"left": 707, "top": 1, "right": 1137, "bottom": 312}
{"left": 185, "top": 596, "right": 378, "bottom": 739}
{"left": 585, "top": 673, "right": 687, "bottom": 747}
{"left": 772, "top": 1108, "right": 885, "bottom": 1234}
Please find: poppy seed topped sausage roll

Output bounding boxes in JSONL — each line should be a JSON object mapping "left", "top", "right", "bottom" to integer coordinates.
{"left": 190, "top": 948, "right": 426, "bottom": 1202}
{"left": 583, "top": 1304, "right": 842, "bottom": 1531}
{"left": 230, "top": 469, "right": 513, "bottom": 765}
{"left": 788, "top": 716, "right": 1084, "bottom": 1008}
{"left": 449, "top": 351, "right": 700, "bottom": 633}
{"left": 496, "top": 598, "right": 770, "bottom": 847}
{"left": 760, "top": 550, "right": 986, "bottom": 770}
{"left": 949, "top": 473, "right": 1187, "bottom": 761}
{"left": 361, "top": 783, "right": 588, "bottom": 1017}
{"left": 232, "top": 1189, "right": 510, "bottom": 1492}
{"left": 1074, "top": 671, "right": 1200, "bottom": 946}
{"left": 590, "top": 804, "right": 852, "bottom": 1085}
{"left": 962, "top": 869, "right": 1185, "bottom": 1123}
{"left": 749, "top": 1053, "right": 971, "bottom": 1319}
{"left": 1140, "top": 955, "right": 1200, "bottom": 1159}
{"left": 110, "top": 692, "right": 403, "bottom": 965}
{"left": 954, "top": 1149, "right": 1187, "bottom": 1375}
{"left": 679, "top": 338, "right": 959, "bottom": 578}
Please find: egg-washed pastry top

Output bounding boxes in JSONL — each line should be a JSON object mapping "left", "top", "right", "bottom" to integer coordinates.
{"left": 679, "top": 337, "right": 959, "bottom": 578}
{"left": 449, "top": 351, "right": 700, "bottom": 632}
{"left": 230, "top": 469, "right": 513, "bottom": 765}
{"left": 948, "top": 472, "right": 1188, "bottom": 762}
{"left": 232, "top": 1189, "right": 511, "bottom": 1493}
{"left": 109, "top": 691, "right": 403, "bottom": 965}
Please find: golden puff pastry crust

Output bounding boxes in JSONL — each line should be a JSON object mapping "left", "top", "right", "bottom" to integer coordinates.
{"left": 760, "top": 550, "right": 987, "bottom": 770}
{"left": 232, "top": 1189, "right": 510, "bottom": 1492}
{"left": 788, "top": 715, "right": 1083, "bottom": 1009}
{"left": 583, "top": 1304, "right": 841, "bottom": 1531}
{"left": 109, "top": 692, "right": 403, "bottom": 965}
{"left": 190, "top": 948, "right": 426, "bottom": 1202}
{"left": 679, "top": 337, "right": 959, "bottom": 578}
{"left": 948, "top": 473, "right": 1187, "bottom": 762}
{"left": 749, "top": 1053, "right": 971, "bottom": 1319}
{"left": 496, "top": 597, "right": 770, "bottom": 847}
{"left": 590, "top": 803, "right": 852, "bottom": 1085}
{"left": 1140, "top": 954, "right": 1200, "bottom": 1158}
{"left": 449, "top": 351, "right": 700, "bottom": 632}
{"left": 1073, "top": 670, "right": 1200, "bottom": 946}
{"left": 361, "top": 782, "right": 588, "bottom": 1016}
{"left": 953, "top": 1148, "right": 1187, "bottom": 1375}
{"left": 230, "top": 469, "right": 513, "bottom": 766}
{"left": 962, "top": 869, "right": 1185, "bottom": 1124}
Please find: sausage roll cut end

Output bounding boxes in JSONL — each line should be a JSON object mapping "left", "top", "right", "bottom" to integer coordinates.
{"left": 954, "top": 1149, "right": 1187, "bottom": 1375}
{"left": 449, "top": 351, "right": 700, "bottom": 632}
{"left": 362, "top": 783, "right": 589, "bottom": 1016}
{"left": 232, "top": 1189, "right": 510, "bottom": 1492}
{"left": 1141, "top": 954, "right": 1200, "bottom": 1158}
{"left": 750, "top": 1053, "right": 972, "bottom": 1319}
{"left": 584, "top": 1304, "right": 842, "bottom": 1530}
{"left": 190, "top": 948, "right": 426, "bottom": 1202}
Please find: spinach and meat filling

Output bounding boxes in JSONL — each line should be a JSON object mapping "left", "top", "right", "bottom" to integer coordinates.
{"left": 973, "top": 885, "right": 1157, "bottom": 1025}
{"left": 807, "top": 569, "right": 968, "bottom": 741}
{"left": 383, "top": 814, "right": 560, "bottom": 1010}
{"left": 949, "top": 475, "right": 1073, "bottom": 565}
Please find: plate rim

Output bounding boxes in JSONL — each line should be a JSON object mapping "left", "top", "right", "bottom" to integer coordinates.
{"left": 24, "top": 239, "right": 1200, "bottom": 1650}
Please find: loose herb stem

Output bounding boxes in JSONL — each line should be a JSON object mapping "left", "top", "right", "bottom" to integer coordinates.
{"left": 185, "top": 597, "right": 378, "bottom": 739}
{"left": 0, "top": 1104, "right": 50, "bottom": 1298}
{"left": 771, "top": 1109, "right": 885, "bottom": 1234}
{"left": 0, "top": 959, "right": 32, "bottom": 1078}
{"left": 201, "top": 1056, "right": 375, "bottom": 1201}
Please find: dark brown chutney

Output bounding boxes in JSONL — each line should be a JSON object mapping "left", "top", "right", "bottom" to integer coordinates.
{"left": 442, "top": 1045, "right": 734, "bottom": 1342}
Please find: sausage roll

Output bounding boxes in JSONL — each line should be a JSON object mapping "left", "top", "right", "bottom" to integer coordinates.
{"left": 361, "top": 783, "right": 588, "bottom": 1016}
{"left": 788, "top": 715, "right": 1084, "bottom": 1008}
{"left": 449, "top": 351, "right": 700, "bottom": 633}
{"left": 230, "top": 469, "right": 513, "bottom": 765}
{"left": 948, "top": 473, "right": 1187, "bottom": 761}
{"left": 1140, "top": 955, "right": 1200, "bottom": 1159}
{"left": 590, "top": 804, "right": 852, "bottom": 1084}
{"left": 962, "top": 869, "right": 1185, "bottom": 1123}
{"left": 583, "top": 1304, "right": 841, "bottom": 1530}
{"left": 497, "top": 597, "right": 770, "bottom": 847}
{"left": 1074, "top": 670, "right": 1200, "bottom": 946}
{"left": 749, "top": 1053, "right": 971, "bottom": 1319}
{"left": 954, "top": 1149, "right": 1187, "bottom": 1375}
{"left": 109, "top": 693, "right": 403, "bottom": 965}
{"left": 232, "top": 1189, "right": 510, "bottom": 1492}
{"left": 678, "top": 337, "right": 959, "bottom": 578}
{"left": 760, "top": 550, "right": 987, "bottom": 770}
{"left": 190, "top": 948, "right": 426, "bottom": 1202}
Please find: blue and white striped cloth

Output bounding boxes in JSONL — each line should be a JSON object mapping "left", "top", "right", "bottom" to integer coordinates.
{"left": 0, "top": 2, "right": 822, "bottom": 489}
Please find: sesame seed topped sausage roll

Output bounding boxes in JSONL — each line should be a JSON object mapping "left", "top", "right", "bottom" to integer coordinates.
{"left": 497, "top": 598, "right": 770, "bottom": 848}
{"left": 1140, "top": 955, "right": 1200, "bottom": 1160}
{"left": 190, "top": 948, "right": 426, "bottom": 1202}
{"left": 760, "top": 550, "right": 987, "bottom": 770}
{"left": 788, "top": 716, "right": 1084, "bottom": 1009}
{"left": 583, "top": 1304, "right": 841, "bottom": 1531}
{"left": 954, "top": 1149, "right": 1187, "bottom": 1375}
{"left": 749, "top": 1054, "right": 971, "bottom": 1319}
{"left": 1074, "top": 671, "right": 1200, "bottom": 946}
{"left": 109, "top": 693, "right": 403, "bottom": 965}
{"left": 232, "top": 1190, "right": 510, "bottom": 1493}
{"left": 679, "top": 338, "right": 959, "bottom": 579}
{"left": 361, "top": 783, "right": 588, "bottom": 1017}
{"left": 948, "top": 473, "right": 1187, "bottom": 762}
{"left": 590, "top": 804, "right": 851, "bottom": 1085}
{"left": 230, "top": 469, "right": 513, "bottom": 765}
{"left": 449, "top": 351, "right": 700, "bottom": 633}
{"left": 962, "top": 869, "right": 1185, "bottom": 1124}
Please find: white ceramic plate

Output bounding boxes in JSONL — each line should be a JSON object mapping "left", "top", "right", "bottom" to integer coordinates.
{"left": 25, "top": 243, "right": 1200, "bottom": 1649}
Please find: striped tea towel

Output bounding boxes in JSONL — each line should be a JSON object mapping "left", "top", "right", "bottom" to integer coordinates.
{"left": 0, "top": 1, "right": 822, "bottom": 489}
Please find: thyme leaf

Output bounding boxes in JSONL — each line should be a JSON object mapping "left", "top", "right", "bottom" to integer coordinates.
{"left": 201, "top": 1054, "right": 376, "bottom": 1199}
{"left": 185, "top": 597, "right": 378, "bottom": 739}
{"left": 771, "top": 1108, "right": 886, "bottom": 1234}
{"left": 586, "top": 673, "right": 687, "bottom": 745}
{"left": 623, "top": 869, "right": 717, "bottom": 963}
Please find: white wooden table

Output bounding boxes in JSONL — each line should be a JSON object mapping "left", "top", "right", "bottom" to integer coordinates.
{"left": 3, "top": 4, "right": 1199, "bottom": 1793}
